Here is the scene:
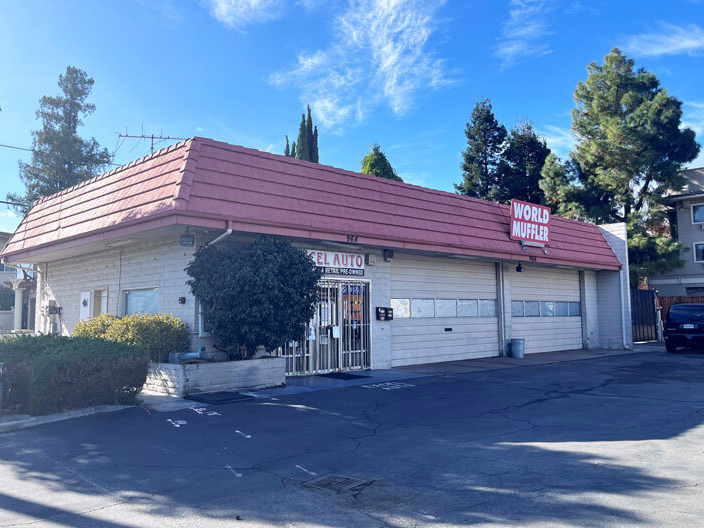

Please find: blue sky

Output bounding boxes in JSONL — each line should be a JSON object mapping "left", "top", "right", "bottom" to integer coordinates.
{"left": 1, "top": 0, "right": 704, "bottom": 233}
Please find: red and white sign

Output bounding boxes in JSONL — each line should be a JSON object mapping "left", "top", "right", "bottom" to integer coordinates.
{"left": 307, "top": 250, "right": 365, "bottom": 276}
{"left": 510, "top": 199, "right": 550, "bottom": 245}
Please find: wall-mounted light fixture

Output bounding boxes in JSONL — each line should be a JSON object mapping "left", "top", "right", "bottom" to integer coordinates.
{"left": 515, "top": 264, "right": 526, "bottom": 273}
{"left": 383, "top": 249, "right": 394, "bottom": 262}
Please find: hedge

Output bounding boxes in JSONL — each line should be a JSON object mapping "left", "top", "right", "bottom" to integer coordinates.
{"left": 73, "top": 313, "right": 189, "bottom": 363}
{"left": 0, "top": 335, "right": 149, "bottom": 416}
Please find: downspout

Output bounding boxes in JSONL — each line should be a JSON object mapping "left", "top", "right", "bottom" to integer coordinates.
{"left": 618, "top": 267, "right": 628, "bottom": 349}
{"left": 207, "top": 228, "right": 232, "bottom": 247}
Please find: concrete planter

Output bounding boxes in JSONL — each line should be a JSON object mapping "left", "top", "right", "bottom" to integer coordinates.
{"left": 144, "top": 356, "right": 286, "bottom": 397}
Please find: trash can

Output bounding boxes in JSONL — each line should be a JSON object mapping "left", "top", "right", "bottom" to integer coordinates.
{"left": 510, "top": 339, "right": 525, "bottom": 359}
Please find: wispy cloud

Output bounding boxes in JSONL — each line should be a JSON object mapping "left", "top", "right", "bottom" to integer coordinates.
{"left": 204, "top": 0, "right": 285, "bottom": 30}
{"left": 623, "top": 23, "right": 704, "bottom": 57}
{"left": 494, "top": 0, "right": 553, "bottom": 68}
{"left": 683, "top": 101, "right": 704, "bottom": 137}
{"left": 539, "top": 124, "right": 575, "bottom": 157}
{"left": 0, "top": 209, "right": 19, "bottom": 233}
{"left": 269, "top": 0, "right": 451, "bottom": 129}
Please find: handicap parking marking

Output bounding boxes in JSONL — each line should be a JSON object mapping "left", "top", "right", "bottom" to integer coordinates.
{"left": 361, "top": 381, "right": 415, "bottom": 390}
{"left": 235, "top": 430, "right": 252, "bottom": 439}
{"left": 166, "top": 419, "right": 187, "bottom": 428}
{"left": 295, "top": 465, "right": 317, "bottom": 476}
{"left": 225, "top": 465, "right": 243, "bottom": 478}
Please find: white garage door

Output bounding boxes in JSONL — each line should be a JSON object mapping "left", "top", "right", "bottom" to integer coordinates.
{"left": 390, "top": 255, "right": 499, "bottom": 367}
{"left": 510, "top": 267, "right": 582, "bottom": 354}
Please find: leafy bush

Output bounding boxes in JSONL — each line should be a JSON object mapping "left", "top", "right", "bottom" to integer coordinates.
{"left": 185, "top": 236, "right": 322, "bottom": 358}
{"left": 73, "top": 313, "right": 189, "bottom": 363}
{"left": 73, "top": 313, "right": 117, "bottom": 338}
{"left": 0, "top": 335, "right": 149, "bottom": 416}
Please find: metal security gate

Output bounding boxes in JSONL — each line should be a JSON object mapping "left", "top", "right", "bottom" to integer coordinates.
{"left": 631, "top": 289, "right": 658, "bottom": 342}
{"left": 281, "top": 280, "right": 371, "bottom": 375}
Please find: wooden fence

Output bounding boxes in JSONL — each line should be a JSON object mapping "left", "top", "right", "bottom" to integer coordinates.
{"left": 658, "top": 296, "right": 704, "bottom": 322}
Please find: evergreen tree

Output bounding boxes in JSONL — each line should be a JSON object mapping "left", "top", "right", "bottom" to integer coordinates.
{"left": 455, "top": 98, "right": 507, "bottom": 199}
{"left": 7, "top": 66, "right": 112, "bottom": 214}
{"left": 284, "top": 135, "right": 290, "bottom": 157}
{"left": 285, "top": 105, "right": 319, "bottom": 162}
{"left": 311, "top": 126, "right": 319, "bottom": 163}
{"left": 360, "top": 144, "right": 403, "bottom": 182}
{"left": 538, "top": 48, "right": 700, "bottom": 286}
{"left": 493, "top": 121, "right": 551, "bottom": 204}
{"left": 295, "top": 112, "right": 309, "bottom": 161}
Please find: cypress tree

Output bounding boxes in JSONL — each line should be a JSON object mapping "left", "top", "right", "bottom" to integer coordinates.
{"left": 311, "top": 126, "right": 319, "bottom": 163}
{"left": 284, "top": 135, "right": 290, "bottom": 157}
{"left": 296, "top": 113, "right": 309, "bottom": 161}
{"left": 290, "top": 141, "right": 296, "bottom": 158}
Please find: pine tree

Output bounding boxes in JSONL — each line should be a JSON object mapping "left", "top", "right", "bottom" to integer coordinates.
{"left": 7, "top": 66, "right": 112, "bottom": 214}
{"left": 455, "top": 98, "right": 507, "bottom": 200}
{"left": 284, "top": 135, "right": 290, "bottom": 157}
{"left": 538, "top": 48, "right": 700, "bottom": 286}
{"left": 493, "top": 121, "right": 551, "bottom": 204}
{"left": 361, "top": 144, "right": 403, "bottom": 182}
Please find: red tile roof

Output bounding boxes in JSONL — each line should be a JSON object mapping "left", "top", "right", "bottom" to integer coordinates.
{"left": 0, "top": 137, "right": 621, "bottom": 270}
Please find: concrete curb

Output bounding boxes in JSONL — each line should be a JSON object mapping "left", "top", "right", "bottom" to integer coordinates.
{"left": 0, "top": 405, "right": 129, "bottom": 434}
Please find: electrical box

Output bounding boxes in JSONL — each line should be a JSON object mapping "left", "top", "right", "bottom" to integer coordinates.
{"left": 375, "top": 307, "right": 394, "bottom": 321}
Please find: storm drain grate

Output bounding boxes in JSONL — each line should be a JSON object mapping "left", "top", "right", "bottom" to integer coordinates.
{"left": 304, "top": 473, "right": 371, "bottom": 493}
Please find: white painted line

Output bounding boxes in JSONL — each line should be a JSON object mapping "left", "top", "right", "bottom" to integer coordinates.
{"left": 225, "top": 465, "right": 242, "bottom": 478}
{"left": 235, "top": 430, "right": 252, "bottom": 439}
{"left": 207, "top": 411, "right": 222, "bottom": 416}
{"left": 190, "top": 407, "right": 207, "bottom": 414}
{"left": 166, "top": 419, "right": 187, "bottom": 428}
{"left": 295, "top": 465, "right": 317, "bottom": 476}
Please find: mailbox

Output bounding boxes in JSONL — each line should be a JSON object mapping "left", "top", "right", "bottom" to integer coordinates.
{"left": 375, "top": 307, "right": 394, "bottom": 321}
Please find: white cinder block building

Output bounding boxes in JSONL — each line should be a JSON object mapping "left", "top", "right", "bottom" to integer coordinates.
{"left": 0, "top": 138, "right": 632, "bottom": 374}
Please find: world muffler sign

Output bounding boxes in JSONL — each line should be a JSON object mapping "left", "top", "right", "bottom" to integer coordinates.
{"left": 307, "top": 250, "right": 365, "bottom": 276}
{"left": 510, "top": 199, "right": 550, "bottom": 246}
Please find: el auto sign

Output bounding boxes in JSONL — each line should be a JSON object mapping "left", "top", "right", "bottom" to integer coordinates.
{"left": 307, "top": 249, "right": 365, "bottom": 276}
{"left": 510, "top": 199, "right": 550, "bottom": 245}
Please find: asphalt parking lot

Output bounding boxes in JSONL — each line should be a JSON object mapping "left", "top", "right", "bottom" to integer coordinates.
{"left": 1, "top": 346, "right": 704, "bottom": 527}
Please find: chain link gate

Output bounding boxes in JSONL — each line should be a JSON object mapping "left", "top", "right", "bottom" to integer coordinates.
{"left": 280, "top": 280, "right": 371, "bottom": 375}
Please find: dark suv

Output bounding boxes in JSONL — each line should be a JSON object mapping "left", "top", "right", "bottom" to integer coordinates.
{"left": 664, "top": 303, "right": 704, "bottom": 353}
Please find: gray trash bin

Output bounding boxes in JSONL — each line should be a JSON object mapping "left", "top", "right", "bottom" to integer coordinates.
{"left": 510, "top": 339, "right": 525, "bottom": 359}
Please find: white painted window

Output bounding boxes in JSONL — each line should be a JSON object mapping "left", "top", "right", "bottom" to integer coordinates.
{"left": 435, "top": 299, "right": 457, "bottom": 318}
{"left": 692, "top": 204, "right": 704, "bottom": 224}
{"left": 124, "top": 288, "right": 159, "bottom": 316}
{"left": 511, "top": 300, "right": 524, "bottom": 317}
{"left": 390, "top": 298, "right": 411, "bottom": 318}
{"left": 479, "top": 300, "right": 497, "bottom": 317}
{"left": 541, "top": 301, "right": 555, "bottom": 317}
{"left": 694, "top": 242, "right": 704, "bottom": 263}
{"left": 458, "top": 299, "right": 478, "bottom": 317}
{"left": 411, "top": 298, "right": 435, "bottom": 318}
{"left": 525, "top": 301, "right": 540, "bottom": 317}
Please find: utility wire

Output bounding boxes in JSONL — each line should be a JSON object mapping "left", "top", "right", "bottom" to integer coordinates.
{"left": 0, "top": 142, "right": 139, "bottom": 167}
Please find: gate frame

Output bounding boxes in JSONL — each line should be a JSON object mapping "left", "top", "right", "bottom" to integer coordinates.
{"left": 281, "top": 278, "right": 373, "bottom": 376}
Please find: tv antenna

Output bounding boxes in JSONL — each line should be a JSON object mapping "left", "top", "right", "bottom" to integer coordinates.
{"left": 116, "top": 126, "right": 187, "bottom": 155}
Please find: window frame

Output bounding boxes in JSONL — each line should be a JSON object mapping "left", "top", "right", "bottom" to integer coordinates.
{"left": 458, "top": 299, "right": 478, "bottom": 317}
{"left": 691, "top": 203, "right": 704, "bottom": 224}
{"left": 524, "top": 300, "right": 540, "bottom": 317}
{"left": 511, "top": 300, "right": 525, "bottom": 317}
{"left": 390, "top": 298, "right": 411, "bottom": 319}
{"left": 411, "top": 298, "right": 435, "bottom": 318}
{"left": 568, "top": 301, "right": 582, "bottom": 317}
{"left": 694, "top": 242, "right": 704, "bottom": 263}
{"left": 435, "top": 298, "right": 458, "bottom": 318}
{"left": 123, "top": 287, "right": 159, "bottom": 316}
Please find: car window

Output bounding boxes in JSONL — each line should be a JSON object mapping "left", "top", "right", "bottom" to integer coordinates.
{"left": 668, "top": 305, "right": 704, "bottom": 320}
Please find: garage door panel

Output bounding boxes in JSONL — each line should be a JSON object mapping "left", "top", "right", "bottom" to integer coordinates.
{"left": 390, "top": 255, "right": 499, "bottom": 365}
{"left": 511, "top": 268, "right": 582, "bottom": 353}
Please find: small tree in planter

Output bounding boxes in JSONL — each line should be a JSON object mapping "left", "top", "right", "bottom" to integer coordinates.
{"left": 185, "top": 237, "right": 322, "bottom": 359}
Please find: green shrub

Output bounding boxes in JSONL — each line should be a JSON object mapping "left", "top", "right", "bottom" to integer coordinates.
{"left": 73, "top": 313, "right": 189, "bottom": 363}
{"left": 0, "top": 335, "right": 149, "bottom": 416}
{"left": 73, "top": 313, "right": 117, "bottom": 338}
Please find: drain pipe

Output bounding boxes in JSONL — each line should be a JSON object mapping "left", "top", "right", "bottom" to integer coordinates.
{"left": 206, "top": 228, "right": 232, "bottom": 247}
{"left": 618, "top": 268, "right": 628, "bottom": 349}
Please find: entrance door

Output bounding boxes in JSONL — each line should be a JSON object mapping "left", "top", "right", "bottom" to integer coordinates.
{"left": 281, "top": 280, "right": 371, "bottom": 375}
